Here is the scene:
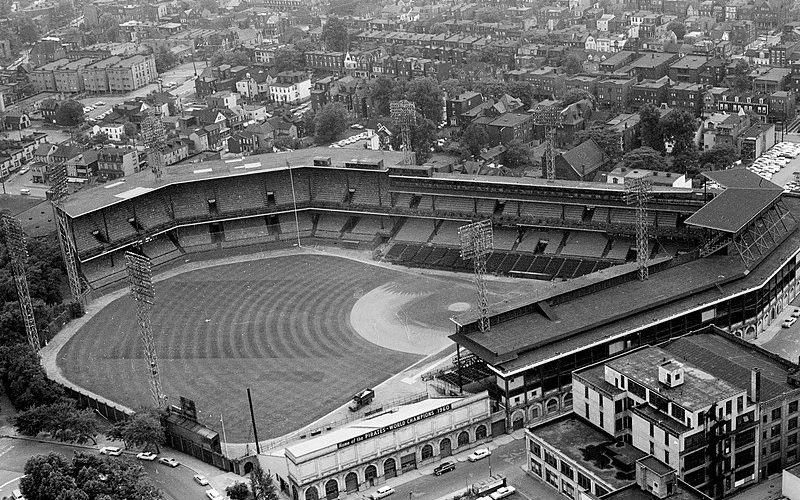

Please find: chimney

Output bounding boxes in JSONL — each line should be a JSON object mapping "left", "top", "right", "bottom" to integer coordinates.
{"left": 750, "top": 368, "right": 761, "bottom": 402}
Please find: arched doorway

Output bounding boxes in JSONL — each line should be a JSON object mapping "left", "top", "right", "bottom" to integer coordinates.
{"left": 475, "top": 424, "right": 488, "bottom": 440}
{"left": 365, "top": 465, "right": 378, "bottom": 487}
{"left": 457, "top": 431, "right": 469, "bottom": 447}
{"left": 563, "top": 393, "right": 573, "bottom": 409}
{"left": 384, "top": 458, "right": 397, "bottom": 479}
{"left": 293, "top": 486, "right": 299, "bottom": 500}
{"left": 345, "top": 472, "right": 359, "bottom": 493}
{"left": 511, "top": 411, "right": 524, "bottom": 430}
{"left": 440, "top": 438, "right": 452, "bottom": 457}
{"left": 421, "top": 444, "right": 434, "bottom": 461}
{"left": 529, "top": 405, "right": 540, "bottom": 421}
{"left": 306, "top": 486, "right": 319, "bottom": 500}
{"left": 546, "top": 398, "right": 558, "bottom": 414}
{"left": 244, "top": 461, "right": 254, "bottom": 474}
{"left": 325, "top": 479, "right": 339, "bottom": 500}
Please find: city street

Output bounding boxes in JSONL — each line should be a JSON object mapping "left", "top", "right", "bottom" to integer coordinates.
{"left": 0, "top": 437, "right": 212, "bottom": 500}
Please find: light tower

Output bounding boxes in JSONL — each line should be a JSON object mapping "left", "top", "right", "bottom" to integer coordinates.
{"left": 624, "top": 177, "right": 653, "bottom": 281}
{"left": 459, "top": 220, "right": 493, "bottom": 332}
{"left": 390, "top": 100, "right": 417, "bottom": 165}
{"left": 532, "top": 102, "right": 563, "bottom": 180}
{"left": 1, "top": 212, "right": 39, "bottom": 350}
{"left": 125, "top": 251, "right": 164, "bottom": 408}
{"left": 50, "top": 163, "right": 84, "bottom": 305}
{"left": 140, "top": 110, "right": 167, "bottom": 180}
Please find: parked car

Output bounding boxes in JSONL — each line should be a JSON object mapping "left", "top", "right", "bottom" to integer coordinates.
{"left": 490, "top": 486, "right": 516, "bottom": 500}
{"left": 468, "top": 448, "right": 491, "bottom": 462}
{"left": 136, "top": 452, "right": 158, "bottom": 461}
{"left": 99, "top": 446, "right": 122, "bottom": 456}
{"left": 433, "top": 461, "right": 456, "bottom": 476}
{"left": 194, "top": 474, "right": 210, "bottom": 486}
{"left": 158, "top": 457, "right": 179, "bottom": 467}
{"left": 792, "top": 308, "right": 800, "bottom": 318}
{"left": 370, "top": 487, "right": 395, "bottom": 499}
{"left": 205, "top": 489, "right": 222, "bottom": 500}
{"left": 783, "top": 317, "right": 797, "bottom": 328}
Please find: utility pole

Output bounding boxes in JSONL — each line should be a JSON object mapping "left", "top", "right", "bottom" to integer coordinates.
{"left": 532, "top": 102, "right": 562, "bottom": 181}
{"left": 247, "top": 387, "right": 261, "bottom": 454}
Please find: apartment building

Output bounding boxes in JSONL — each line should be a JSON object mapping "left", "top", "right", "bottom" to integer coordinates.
{"left": 106, "top": 54, "right": 157, "bottom": 93}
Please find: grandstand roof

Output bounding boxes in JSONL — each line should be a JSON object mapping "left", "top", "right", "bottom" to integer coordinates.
{"left": 702, "top": 168, "right": 782, "bottom": 190}
{"left": 684, "top": 188, "right": 782, "bottom": 233}
{"left": 450, "top": 197, "right": 800, "bottom": 374}
{"left": 57, "top": 148, "right": 406, "bottom": 217}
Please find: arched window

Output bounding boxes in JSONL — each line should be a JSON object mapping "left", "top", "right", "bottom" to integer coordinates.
{"left": 457, "top": 431, "right": 470, "bottom": 447}
{"left": 345, "top": 472, "right": 359, "bottom": 493}
{"left": 546, "top": 398, "right": 559, "bottom": 413}
{"left": 365, "top": 465, "right": 378, "bottom": 486}
{"left": 421, "top": 444, "right": 434, "bottom": 461}
{"left": 563, "top": 393, "right": 573, "bottom": 409}
{"left": 440, "top": 438, "right": 452, "bottom": 457}
{"left": 475, "top": 424, "right": 488, "bottom": 440}
{"left": 384, "top": 458, "right": 397, "bottom": 479}
{"left": 306, "top": 486, "right": 319, "bottom": 500}
{"left": 530, "top": 405, "right": 540, "bottom": 420}
{"left": 325, "top": 479, "right": 339, "bottom": 500}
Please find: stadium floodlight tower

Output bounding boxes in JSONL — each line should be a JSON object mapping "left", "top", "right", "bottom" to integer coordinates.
{"left": 390, "top": 100, "right": 417, "bottom": 165}
{"left": 1, "top": 212, "right": 39, "bottom": 351}
{"left": 50, "top": 163, "right": 84, "bottom": 305}
{"left": 125, "top": 251, "right": 164, "bottom": 408}
{"left": 459, "top": 220, "right": 493, "bottom": 332}
{"left": 624, "top": 177, "right": 653, "bottom": 281}
{"left": 140, "top": 110, "right": 167, "bottom": 180}
{"left": 532, "top": 102, "right": 563, "bottom": 181}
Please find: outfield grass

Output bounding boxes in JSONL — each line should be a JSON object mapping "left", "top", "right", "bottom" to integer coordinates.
{"left": 57, "top": 254, "right": 423, "bottom": 441}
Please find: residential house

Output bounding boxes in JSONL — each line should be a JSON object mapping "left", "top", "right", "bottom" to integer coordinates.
{"left": 553, "top": 139, "right": 605, "bottom": 181}
{"left": 97, "top": 147, "right": 138, "bottom": 178}
{"left": 269, "top": 71, "right": 311, "bottom": 104}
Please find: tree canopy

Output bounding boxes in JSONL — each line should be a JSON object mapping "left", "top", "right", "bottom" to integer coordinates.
{"left": 321, "top": 17, "right": 348, "bottom": 52}
{"left": 15, "top": 400, "right": 99, "bottom": 445}
{"left": 667, "top": 21, "right": 686, "bottom": 39}
{"left": 461, "top": 122, "right": 490, "bottom": 157}
{"left": 574, "top": 126, "right": 622, "bottom": 165}
{"left": 21, "top": 452, "right": 163, "bottom": 500}
{"left": 251, "top": 464, "right": 280, "bottom": 500}
{"left": 274, "top": 46, "right": 305, "bottom": 73}
{"left": 622, "top": 147, "right": 667, "bottom": 171}
{"left": 501, "top": 140, "right": 534, "bottom": 171}
{"left": 108, "top": 408, "right": 165, "bottom": 453}
{"left": 54, "top": 101, "right": 85, "bottom": 127}
{"left": 314, "top": 104, "right": 349, "bottom": 143}
{"left": 226, "top": 482, "right": 250, "bottom": 500}
{"left": 699, "top": 145, "right": 740, "bottom": 171}
{"left": 405, "top": 78, "right": 444, "bottom": 123}
{"left": 639, "top": 104, "right": 664, "bottom": 152}
{"left": 388, "top": 113, "right": 437, "bottom": 165}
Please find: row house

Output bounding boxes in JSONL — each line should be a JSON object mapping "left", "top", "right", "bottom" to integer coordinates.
{"left": 711, "top": 91, "right": 771, "bottom": 121}
{"left": 195, "top": 65, "right": 249, "bottom": 98}
{"left": 565, "top": 75, "right": 599, "bottom": 96}
{"left": 630, "top": 78, "right": 669, "bottom": 110}
{"left": 668, "top": 83, "right": 704, "bottom": 116}
{"left": 269, "top": 71, "right": 311, "bottom": 105}
{"left": 669, "top": 55, "right": 711, "bottom": 84}
{"left": 754, "top": 68, "right": 792, "bottom": 94}
{"left": 97, "top": 147, "right": 139, "bottom": 179}
{"left": 627, "top": 52, "right": 679, "bottom": 81}
{"left": 446, "top": 91, "right": 484, "bottom": 127}
{"left": 596, "top": 76, "right": 637, "bottom": 110}
{"left": 235, "top": 71, "right": 275, "bottom": 101}
{"left": 598, "top": 51, "right": 638, "bottom": 73}
{"left": 585, "top": 34, "right": 628, "bottom": 53}
{"left": 701, "top": 112, "right": 752, "bottom": 151}
{"left": 305, "top": 51, "right": 345, "bottom": 73}
{"left": 769, "top": 91, "right": 797, "bottom": 124}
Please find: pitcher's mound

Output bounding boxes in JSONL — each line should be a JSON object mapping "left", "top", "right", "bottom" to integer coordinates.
{"left": 448, "top": 302, "right": 471, "bottom": 312}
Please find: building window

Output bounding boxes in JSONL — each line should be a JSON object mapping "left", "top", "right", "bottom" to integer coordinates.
{"left": 771, "top": 441, "right": 781, "bottom": 454}
{"left": 772, "top": 424, "right": 781, "bottom": 437}
{"left": 544, "top": 451, "right": 558, "bottom": 468}
{"left": 546, "top": 470, "right": 558, "bottom": 488}
{"left": 562, "top": 480, "right": 574, "bottom": 497}
{"left": 790, "top": 433, "right": 798, "bottom": 446}
{"left": 650, "top": 423, "right": 655, "bottom": 437}
{"left": 530, "top": 441, "right": 542, "bottom": 457}
{"left": 585, "top": 403, "right": 590, "bottom": 419}
{"left": 560, "top": 462, "right": 574, "bottom": 480}
{"left": 773, "top": 408, "right": 782, "bottom": 420}
{"left": 577, "top": 472, "right": 590, "bottom": 491}
{"left": 530, "top": 460, "right": 542, "bottom": 477}
{"left": 790, "top": 417, "right": 798, "bottom": 431}
{"left": 790, "top": 401, "right": 798, "bottom": 414}
{"left": 665, "top": 450, "right": 670, "bottom": 463}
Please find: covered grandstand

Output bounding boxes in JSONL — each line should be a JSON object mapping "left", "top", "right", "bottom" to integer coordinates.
{"left": 53, "top": 148, "right": 709, "bottom": 292}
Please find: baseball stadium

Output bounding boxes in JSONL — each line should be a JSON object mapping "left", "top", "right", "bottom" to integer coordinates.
{"left": 44, "top": 146, "right": 800, "bottom": 488}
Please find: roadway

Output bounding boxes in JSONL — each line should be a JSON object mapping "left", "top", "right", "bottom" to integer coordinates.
{"left": 0, "top": 437, "right": 210, "bottom": 500}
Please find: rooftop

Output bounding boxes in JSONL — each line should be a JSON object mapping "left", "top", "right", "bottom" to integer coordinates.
{"left": 607, "top": 346, "right": 742, "bottom": 411}
{"left": 531, "top": 414, "right": 645, "bottom": 490}
{"left": 630, "top": 52, "right": 677, "bottom": 69}
{"left": 671, "top": 55, "right": 709, "bottom": 70}
{"left": 684, "top": 187, "right": 782, "bottom": 233}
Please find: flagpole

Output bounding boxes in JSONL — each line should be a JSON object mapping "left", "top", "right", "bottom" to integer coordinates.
{"left": 286, "top": 159, "right": 301, "bottom": 248}
{"left": 220, "top": 413, "right": 229, "bottom": 457}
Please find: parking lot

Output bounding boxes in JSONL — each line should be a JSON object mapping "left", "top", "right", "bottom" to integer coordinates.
{"left": 742, "top": 141, "right": 800, "bottom": 191}
{"left": 755, "top": 302, "right": 800, "bottom": 363}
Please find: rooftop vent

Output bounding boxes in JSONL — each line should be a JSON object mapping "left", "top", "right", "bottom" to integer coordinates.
{"left": 658, "top": 359, "right": 684, "bottom": 388}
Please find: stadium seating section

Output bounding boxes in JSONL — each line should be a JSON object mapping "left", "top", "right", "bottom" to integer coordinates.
{"left": 70, "top": 166, "right": 701, "bottom": 289}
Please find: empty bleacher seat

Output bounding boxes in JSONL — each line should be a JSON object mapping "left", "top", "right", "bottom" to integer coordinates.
{"left": 393, "top": 193, "right": 412, "bottom": 208}
{"left": 348, "top": 172, "right": 382, "bottom": 206}
{"left": 492, "top": 228, "right": 518, "bottom": 251}
{"left": 270, "top": 170, "right": 311, "bottom": 205}
{"left": 476, "top": 199, "right": 495, "bottom": 216}
{"left": 170, "top": 184, "right": 210, "bottom": 219}
{"left": 435, "top": 196, "right": 473, "bottom": 214}
{"left": 658, "top": 212, "right": 678, "bottom": 228}
{"left": 350, "top": 216, "right": 393, "bottom": 235}
{"left": 519, "top": 202, "right": 562, "bottom": 220}
{"left": 394, "top": 218, "right": 436, "bottom": 243}
{"left": 142, "top": 234, "right": 180, "bottom": 265}
{"left": 72, "top": 211, "right": 106, "bottom": 255}
{"left": 416, "top": 195, "right": 434, "bottom": 210}
{"left": 592, "top": 207, "right": 610, "bottom": 224}
{"left": 135, "top": 192, "right": 172, "bottom": 228}
{"left": 561, "top": 231, "right": 608, "bottom": 258}
{"left": 574, "top": 260, "right": 597, "bottom": 277}
{"left": 563, "top": 205, "right": 583, "bottom": 222}
{"left": 216, "top": 175, "right": 267, "bottom": 213}
{"left": 606, "top": 238, "right": 633, "bottom": 261}
{"left": 224, "top": 217, "right": 270, "bottom": 244}
{"left": 611, "top": 208, "right": 637, "bottom": 226}
{"left": 278, "top": 212, "right": 313, "bottom": 240}
{"left": 430, "top": 220, "right": 464, "bottom": 246}
{"left": 312, "top": 170, "right": 348, "bottom": 203}
{"left": 104, "top": 203, "right": 137, "bottom": 242}
{"left": 542, "top": 231, "right": 564, "bottom": 254}
{"left": 178, "top": 225, "right": 213, "bottom": 248}
{"left": 516, "top": 231, "right": 547, "bottom": 253}
{"left": 315, "top": 213, "right": 349, "bottom": 238}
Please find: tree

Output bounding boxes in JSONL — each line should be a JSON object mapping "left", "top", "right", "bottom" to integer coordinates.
{"left": 21, "top": 452, "right": 163, "bottom": 500}
{"left": 729, "top": 59, "right": 752, "bottom": 93}
{"left": 273, "top": 46, "right": 305, "bottom": 73}
{"left": 623, "top": 147, "right": 667, "bottom": 171}
{"left": 226, "top": 482, "right": 250, "bottom": 500}
{"left": 251, "top": 464, "right": 279, "bottom": 500}
{"left": 388, "top": 113, "right": 437, "bottom": 164}
{"left": 0, "top": 344, "right": 64, "bottom": 410}
{"left": 123, "top": 122, "right": 138, "bottom": 143}
{"left": 501, "top": 140, "right": 534, "bottom": 171}
{"left": 671, "top": 145, "right": 701, "bottom": 177}
{"left": 699, "top": 145, "right": 740, "bottom": 171}
{"left": 108, "top": 408, "right": 165, "bottom": 453}
{"left": 461, "top": 122, "right": 490, "bottom": 157}
{"left": 321, "top": 17, "right": 348, "bottom": 51}
{"left": 562, "top": 88, "right": 596, "bottom": 107}
{"left": 639, "top": 104, "right": 664, "bottom": 152}
{"left": 314, "top": 104, "right": 349, "bottom": 143}
{"left": 473, "top": 79, "right": 508, "bottom": 100}
{"left": 15, "top": 401, "right": 98, "bottom": 445}
{"left": 441, "top": 78, "right": 468, "bottom": 99}
{"left": 154, "top": 47, "right": 177, "bottom": 74}
{"left": 54, "top": 101, "right": 84, "bottom": 126}
{"left": 574, "top": 126, "right": 622, "bottom": 165}
{"left": 404, "top": 78, "right": 444, "bottom": 123}
{"left": 661, "top": 110, "right": 697, "bottom": 153}
{"left": 506, "top": 81, "right": 536, "bottom": 109}
{"left": 363, "top": 76, "right": 404, "bottom": 118}
{"left": 563, "top": 53, "right": 584, "bottom": 76}
{"left": 667, "top": 21, "right": 686, "bottom": 39}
